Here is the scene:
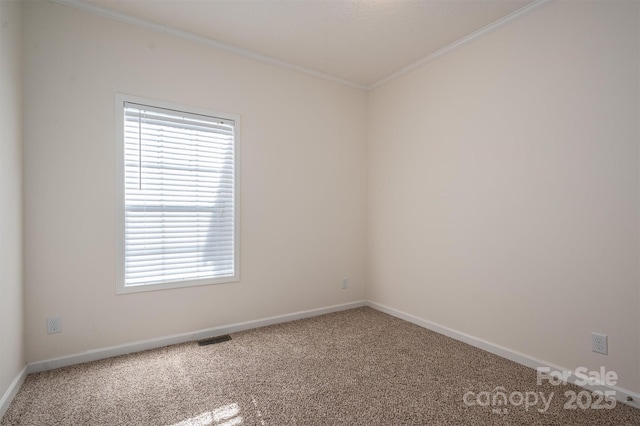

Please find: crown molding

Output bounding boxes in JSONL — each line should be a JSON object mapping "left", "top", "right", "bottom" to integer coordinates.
{"left": 47, "top": 0, "right": 368, "bottom": 91}
{"left": 369, "top": 0, "right": 555, "bottom": 90}
{"left": 49, "top": 0, "right": 553, "bottom": 92}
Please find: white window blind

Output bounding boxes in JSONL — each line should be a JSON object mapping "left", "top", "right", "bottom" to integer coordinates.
{"left": 116, "top": 95, "right": 239, "bottom": 293}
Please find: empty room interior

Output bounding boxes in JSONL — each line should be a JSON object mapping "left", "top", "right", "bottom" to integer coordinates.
{"left": 2, "top": 0, "right": 640, "bottom": 424}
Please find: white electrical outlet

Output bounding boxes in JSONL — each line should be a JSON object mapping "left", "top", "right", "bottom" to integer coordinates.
{"left": 341, "top": 277, "right": 349, "bottom": 289}
{"left": 592, "top": 332, "right": 607, "bottom": 355}
{"left": 47, "top": 316, "right": 62, "bottom": 334}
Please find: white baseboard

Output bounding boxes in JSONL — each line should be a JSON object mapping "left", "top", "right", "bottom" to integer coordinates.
{"left": 18, "top": 299, "right": 640, "bottom": 412}
{"left": 0, "top": 365, "right": 27, "bottom": 420}
{"left": 27, "top": 300, "right": 367, "bottom": 374}
{"left": 366, "top": 301, "right": 640, "bottom": 408}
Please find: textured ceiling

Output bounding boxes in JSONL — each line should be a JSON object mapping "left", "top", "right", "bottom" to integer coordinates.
{"left": 76, "top": 0, "right": 536, "bottom": 87}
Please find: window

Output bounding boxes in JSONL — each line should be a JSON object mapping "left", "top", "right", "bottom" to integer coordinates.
{"left": 115, "top": 94, "right": 239, "bottom": 294}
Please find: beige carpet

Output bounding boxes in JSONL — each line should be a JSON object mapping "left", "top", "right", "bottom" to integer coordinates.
{"left": 2, "top": 307, "right": 640, "bottom": 425}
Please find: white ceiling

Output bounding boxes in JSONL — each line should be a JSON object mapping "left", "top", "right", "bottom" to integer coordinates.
{"left": 68, "top": 0, "right": 538, "bottom": 88}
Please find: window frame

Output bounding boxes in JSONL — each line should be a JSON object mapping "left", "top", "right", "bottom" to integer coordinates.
{"left": 115, "top": 93, "right": 240, "bottom": 294}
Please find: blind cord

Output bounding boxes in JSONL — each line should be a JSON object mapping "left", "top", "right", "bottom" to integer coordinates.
{"left": 138, "top": 111, "right": 142, "bottom": 190}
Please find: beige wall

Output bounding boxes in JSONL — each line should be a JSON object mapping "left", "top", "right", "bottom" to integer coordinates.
{"left": 23, "top": 0, "right": 367, "bottom": 362}
{"left": 368, "top": 1, "right": 640, "bottom": 392}
{"left": 0, "top": 0, "right": 24, "bottom": 399}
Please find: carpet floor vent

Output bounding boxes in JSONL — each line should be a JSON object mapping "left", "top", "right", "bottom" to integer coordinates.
{"left": 198, "top": 335, "right": 232, "bottom": 346}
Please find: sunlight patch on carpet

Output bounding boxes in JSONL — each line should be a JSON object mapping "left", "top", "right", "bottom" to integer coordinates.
{"left": 170, "top": 403, "right": 242, "bottom": 426}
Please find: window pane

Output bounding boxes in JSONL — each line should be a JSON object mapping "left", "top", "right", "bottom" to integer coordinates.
{"left": 118, "top": 97, "right": 238, "bottom": 291}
